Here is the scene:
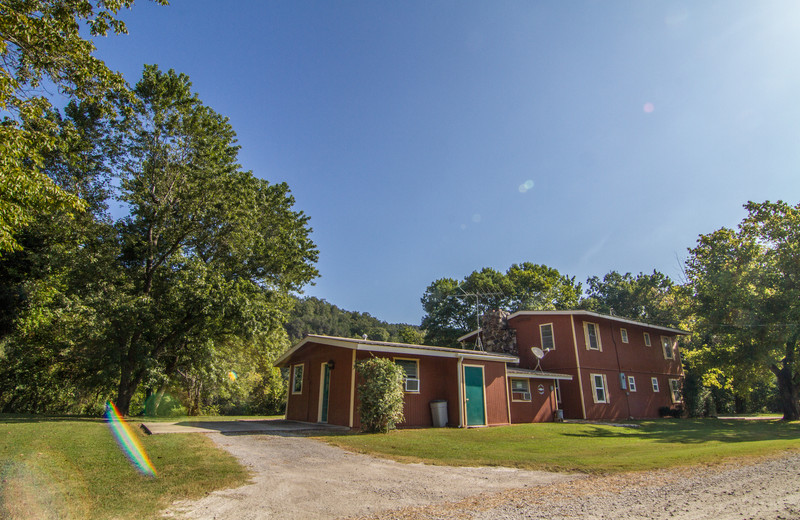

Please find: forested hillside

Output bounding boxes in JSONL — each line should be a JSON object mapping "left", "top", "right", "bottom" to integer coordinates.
{"left": 285, "top": 296, "right": 423, "bottom": 344}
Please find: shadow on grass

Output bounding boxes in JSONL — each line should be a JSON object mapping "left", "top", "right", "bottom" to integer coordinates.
{"left": 0, "top": 414, "right": 103, "bottom": 424}
{"left": 562, "top": 418, "right": 800, "bottom": 444}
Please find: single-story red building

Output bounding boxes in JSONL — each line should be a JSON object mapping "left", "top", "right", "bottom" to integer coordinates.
{"left": 274, "top": 334, "right": 571, "bottom": 429}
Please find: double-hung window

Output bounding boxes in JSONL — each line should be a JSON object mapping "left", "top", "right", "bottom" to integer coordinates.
{"left": 511, "top": 379, "right": 531, "bottom": 401}
{"left": 591, "top": 373, "right": 609, "bottom": 403}
{"left": 644, "top": 332, "right": 652, "bottom": 346}
{"left": 291, "top": 364, "right": 304, "bottom": 394}
{"left": 584, "top": 322, "right": 602, "bottom": 351}
{"left": 627, "top": 376, "right": 637, "bottom": 392}
{"left": 540, "top": 323, "right": 555, "bottom": 350}
{"left": 395, "top": 359, "right": 420, "bottom": 393}
{"left": 620, "top": 328, "right": 629, "bottom": 343}
{"left": 661, "top": 336, "right": 675, "bottom": 359}
{"left": 669, "top": 379, "right": 681, "bottom": 403}
{"left": 651, "top": 377, "right": 660, "bottom": 392}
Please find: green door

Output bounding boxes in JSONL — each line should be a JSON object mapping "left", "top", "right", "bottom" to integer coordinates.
{"left": 463, "top": 366, "right": 486, "bottom": 426}
{"left": 320, "top": 364, "right": 331, "bottom": 423}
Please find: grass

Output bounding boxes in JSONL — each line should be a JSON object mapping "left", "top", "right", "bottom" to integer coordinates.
{"left": 0, "top": 414, "right": 259, "bottom": 519}
{"left": 319, "top": 418, "right": 800, "bottom": 474}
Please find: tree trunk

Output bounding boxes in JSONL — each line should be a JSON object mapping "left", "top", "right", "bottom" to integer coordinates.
{"left": 770, "top": 340, "right": 800, "bottom": 421}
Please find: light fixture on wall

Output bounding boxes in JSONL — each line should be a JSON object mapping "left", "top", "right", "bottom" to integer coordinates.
{"left": 327, "top": 360, "right": 335, "bottom": 370}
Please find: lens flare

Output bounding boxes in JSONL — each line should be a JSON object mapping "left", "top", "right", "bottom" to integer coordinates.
{"left": 227, "top": 370, "right": 238, "bottom": 381}
{"left": 643, "top": 102, "right": 655, "bottom": 113}
{"left": 105, "top": 401, "right": 157, "bottom": 477}
{"left": 518, "top": 180, "right": 535, "bottom": 193}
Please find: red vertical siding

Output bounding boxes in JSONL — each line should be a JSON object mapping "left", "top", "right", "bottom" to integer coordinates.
{"left": 509, "top": 313, "right": 685, "bottom": 421}
{"left": 509, "top": 379, "right": 558, "bottom": 423}
{"left": 284, "top": 342, "right": 354, "bottom": 427}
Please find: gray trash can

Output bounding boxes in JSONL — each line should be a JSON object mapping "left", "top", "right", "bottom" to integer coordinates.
{"left": 430, "top": 400, "right": 448, "bottom": 427}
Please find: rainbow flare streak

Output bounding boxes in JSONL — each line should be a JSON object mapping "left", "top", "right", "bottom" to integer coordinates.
{"left": 105, "top": 401, "right": 157, "bottom": 477}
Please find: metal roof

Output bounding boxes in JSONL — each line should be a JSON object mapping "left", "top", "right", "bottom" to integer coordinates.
{"left": 275, "top": 334, "right": 519, "bottom": 366}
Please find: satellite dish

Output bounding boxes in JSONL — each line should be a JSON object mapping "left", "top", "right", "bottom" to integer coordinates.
{"left": 531, "top": 347, "right": 546, "bottom": 371}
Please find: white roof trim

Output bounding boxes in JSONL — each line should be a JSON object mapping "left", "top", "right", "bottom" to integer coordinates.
{"left": 507, "top": 368, "right": 573, "bottom": 381}
{"left": 507, "top": 310, "right": 689, "bottom": 335}
{"left": 275, "top": 334, "right": 519, "bottom": 366}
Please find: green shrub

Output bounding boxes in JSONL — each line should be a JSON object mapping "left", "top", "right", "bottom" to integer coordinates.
{"left": 355, "top": 357, "right": 405, "bottom": 433}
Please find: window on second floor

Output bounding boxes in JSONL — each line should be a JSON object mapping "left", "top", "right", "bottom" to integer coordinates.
{"left": 644, "top": 332, "right": 652, "bottom": 346}
{"left": 651, "top": 377, "right": 660, "bottom": 392}
{"left": 661, "top": 336, "right": 675, "bottom": 359}
{"left": 540, "top": 323, "right": 555, "bottom": 350}
{"left": 628, "top": 376, "right": 637, "bottom": 392}
{"left": 584, "top": 322, "right": 602, "bottom": 351}
{"left": 620, "top": 328, "right": 629, "bottom": 343}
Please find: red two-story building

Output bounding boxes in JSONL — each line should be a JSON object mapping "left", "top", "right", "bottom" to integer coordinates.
{"left": 462, "top": 310, "right": 688, "bottom": 420}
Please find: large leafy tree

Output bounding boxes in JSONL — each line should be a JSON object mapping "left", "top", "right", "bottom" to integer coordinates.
{"left": 0, "top": 0, "right": 165, "bottom": 254}
{"left": 685, "top": 201, "right": 800, "bottom": 420}
{"left": 104, "top": 65, "right": 317, "bottom": 414}
{"left": 580, "top": 270, "right": 683, "bottom": 327}
{"left": 421, "top": 263, "right": 581, "bottom": 347}
{"left": 0, "top": 66, "right": 319, "bottom": 415}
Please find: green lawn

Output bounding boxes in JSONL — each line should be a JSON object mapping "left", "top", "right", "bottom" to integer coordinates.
{"left": 0, "top": 415, "right": 255, "bottom": 519}
{"left": 319, "top": 419, "right": 800, "bottom": 474}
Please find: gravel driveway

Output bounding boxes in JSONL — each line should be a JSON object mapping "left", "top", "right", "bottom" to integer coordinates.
{"left": 162, "top": 433, "right": 800, "bottom": 520}
{"left": 162, "top": 433, "right": 574, "bottom": 519}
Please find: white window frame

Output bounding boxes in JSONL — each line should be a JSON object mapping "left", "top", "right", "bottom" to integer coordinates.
{"left": 395, "top": 358, "right": 420, "bottom": 393}
{"left": 620, "top": 328, "right": 629, "bottom": 343}
{"left": 591, "top": 373, "right": 609, "bottom": 404}
{"left": 643, "top": 332, "right": 651, "bottom": 347}
{"left": 669, "top": 378, "right": 681, "bottom": 403}
{"left": 661, "top": 336, "right": 675, "bottom": 360}
{"left": 627, "top": 376, "right": 637, "bottom": 392}
{"left": 510, "top": 378, "right": 532, "bottom": 402}
{"left": 540, "top": 323, "right": 555, "bottom": 351}
{"left": 291, "top": 364, "right": 304, "bottom": 395}
{"left": 651, "top": 377, "right": 660, "bottom": 392}
{"left": 584, "top": 322, "right": 602, "bottom": 351}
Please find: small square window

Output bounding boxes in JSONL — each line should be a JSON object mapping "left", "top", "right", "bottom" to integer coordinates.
{"left": 651, "top": 377, "right": 660, "bottom": 392}
{"left": 620, "top": 328, "right": 629, "bottom": 343}
{"left": 540, "top": 323, "right": 555, "bottom": 350}
{"left": 291, "top": 364, "right": 304, "bottom": 394}
{"left": 628, "top": 376, "right": 637, "bottom": 392}
{"left": 395, "top": 359, "right": 420, "bottom": 393}
{"left": 511, "top": 379, "right": 531, "bottom": 401}
{"left": 644, "top": 332, "right": 651, "bottom": 346}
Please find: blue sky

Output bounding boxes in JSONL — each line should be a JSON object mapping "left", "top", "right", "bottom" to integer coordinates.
{"left": 93, "top": 1, "right": 800, "bottom": 325}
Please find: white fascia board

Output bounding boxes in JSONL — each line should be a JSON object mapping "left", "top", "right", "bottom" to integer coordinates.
{"left": 355, "top": 343, "right": 518, "bottom": 363}
{"left": 506, "top": 370, "right": 573, "bottom": 381}
{"left": 456, "top": 328, "right": 481, "bottom": 343}
{"left": 507, "top": 310, "right": 689, "bottom": 336}
{"left": 274, "top": 335, "right": 357, "bottom": 366}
